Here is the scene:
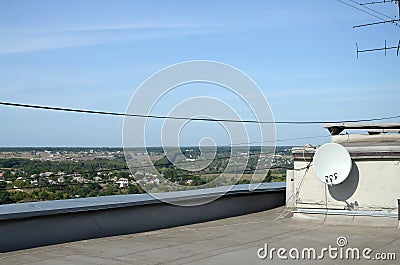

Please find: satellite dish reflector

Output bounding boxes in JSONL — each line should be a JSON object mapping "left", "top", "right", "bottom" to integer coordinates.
{"left": 313, "top": 143, "right": 352, "bottom": 185}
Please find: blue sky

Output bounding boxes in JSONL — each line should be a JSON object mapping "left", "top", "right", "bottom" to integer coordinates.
{"left": 0, "top": 0, "right": 399, "bottom": 147}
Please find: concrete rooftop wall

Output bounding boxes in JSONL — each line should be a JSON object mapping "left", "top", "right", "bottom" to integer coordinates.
{"left": 289, "top": 143, "right": 400, "bottom": 227}
{"left": 293, "top": 160, "right": 400, "bottom": 211}
{"left": 0, "top": 183, "right": 285, "bottom": 253}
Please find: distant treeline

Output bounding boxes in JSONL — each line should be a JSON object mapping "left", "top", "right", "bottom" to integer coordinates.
{"left": 0, "top": 147, "right": 123, "bottom": 152}
{"left": 0, "top": 146, "right": 293, "bottom": 154}
{"left": 0, "top": 158, "right": 127, "bottom": 176}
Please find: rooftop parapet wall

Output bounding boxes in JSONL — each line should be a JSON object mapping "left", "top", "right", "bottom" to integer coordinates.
{"left": 0, "top": 183, "right": 285, "bottom": 253}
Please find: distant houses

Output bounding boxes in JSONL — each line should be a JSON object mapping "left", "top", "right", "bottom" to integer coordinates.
{"left": 40, "top": 172, "right": 53, "bottom": 178}
{"left": 115, "top": 178, "right": 129, "bottom": 188}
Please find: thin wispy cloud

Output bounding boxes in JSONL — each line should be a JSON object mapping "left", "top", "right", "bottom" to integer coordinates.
{"left": 268, "top": 86, "right": 398, "bottom": 98}
{"left": 0, "top": 22, "right": 222, "bottom": 34}
{"left": 0, "top": 24, "right": 223, "bottom": 54}
{"left": 0, "top": 4, "right": 327, "bottom": 55}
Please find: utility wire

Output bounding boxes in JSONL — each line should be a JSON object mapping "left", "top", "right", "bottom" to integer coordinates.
{"left": 1, "top": 101, "right": 400, "bottom": 124}
{"left": 335, "top": 0, "right": 400, "bottom": 27}
{"left": 348, "top": 0, "right": 395, "bottom": 20}
{"left": 224, "top": 135, "right": 331, "bottom": 147}
{"left": 336, "top": 0, "right": 391, "bottom": 20}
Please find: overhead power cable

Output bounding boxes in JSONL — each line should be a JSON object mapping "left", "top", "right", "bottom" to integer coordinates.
{"left": 225, "top": 135, "right": 331, "bottom": 147}
{"left": 1, "top": 101, "right": 400, "bottom": 124}
{"left": 335, "top": 0, "right": 390, "bottom": 20}
{"left": 348, "top": 0, "right": 395, "bottom": 20}
{"left": 335, "top": 0, "right": 400, "bottom": 27}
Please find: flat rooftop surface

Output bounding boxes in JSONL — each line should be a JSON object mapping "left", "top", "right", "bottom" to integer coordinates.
{"left": 1, "top": 207, "right": 399, "bottom": 265}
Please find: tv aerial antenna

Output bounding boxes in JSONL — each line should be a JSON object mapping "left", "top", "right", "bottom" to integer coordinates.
{"left": 356, "top": 40, "right": 400, "bottom": 57}
{"left": 347, "top": 0, "right": 400, "bottom": 57}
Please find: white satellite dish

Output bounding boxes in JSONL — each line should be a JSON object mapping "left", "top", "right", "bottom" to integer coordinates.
{"left": 313, "top": 143, "right": 352, "bottom": 185}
